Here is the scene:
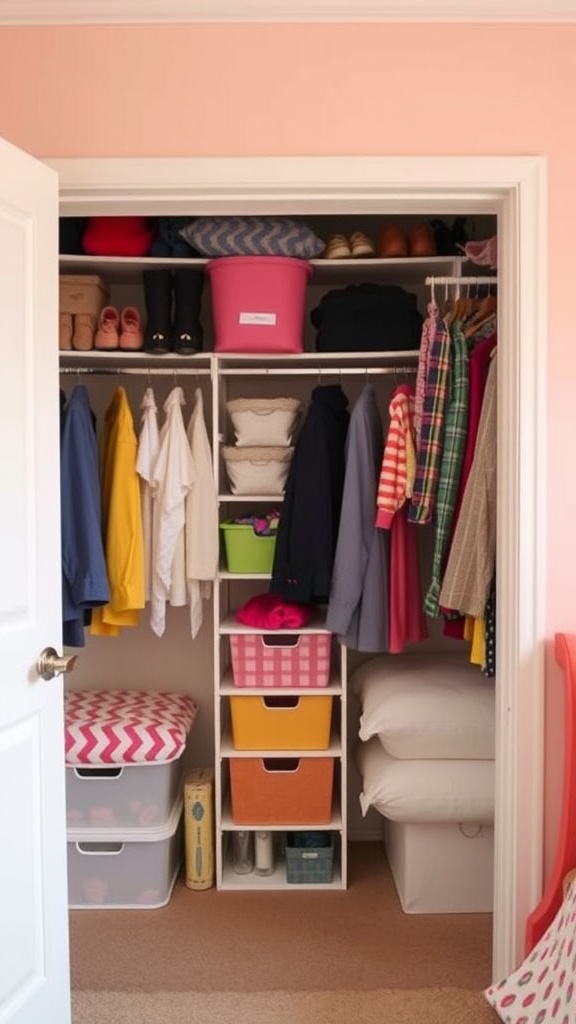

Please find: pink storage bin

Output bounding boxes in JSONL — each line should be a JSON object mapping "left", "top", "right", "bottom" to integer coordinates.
{"left": 206, "top": 256, "right": 312, "bottom": 353}
{"left": 230, "top": 632, "right": 332, "bottom": 688}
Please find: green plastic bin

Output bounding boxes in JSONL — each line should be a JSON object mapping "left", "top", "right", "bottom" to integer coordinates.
{"left": 220, "top": 522, "right": 277, "bottom": 574}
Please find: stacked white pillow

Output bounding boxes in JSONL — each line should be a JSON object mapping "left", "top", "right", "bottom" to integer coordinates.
{"left": 222, "top": 397, "right": 301, "bottom": 495}
{"left": 353, "top": 654, "right": 496, "bottom": 824}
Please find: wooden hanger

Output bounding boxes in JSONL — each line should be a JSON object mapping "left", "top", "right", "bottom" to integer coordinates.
{"left": 452, "top": 293, "right": 469, "bottom": 322}
{"left": 465, "top": 292, "right": 497, "bottom": 339}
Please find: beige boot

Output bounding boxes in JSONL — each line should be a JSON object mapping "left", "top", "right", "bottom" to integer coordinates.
{"left": 59, "top": 313, "right": 73, "bottom": 350}
{"left": 72, "top": 313, "right": 97, "bottom": 351}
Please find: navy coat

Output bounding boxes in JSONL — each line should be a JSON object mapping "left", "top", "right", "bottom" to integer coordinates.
{"left": 270, "top": 385, "right": 350, "bottom": 605}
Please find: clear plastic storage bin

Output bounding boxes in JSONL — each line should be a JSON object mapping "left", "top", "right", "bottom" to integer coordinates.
{"left": 65, "top": 757, "right": 184, "bottom": 829}
{"left": 67, "top": 797, "right": 183, "bottom": 909}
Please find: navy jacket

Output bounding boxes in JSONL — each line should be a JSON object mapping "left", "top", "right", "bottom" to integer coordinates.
{"left": 60, "top": 386, "right": 110, "bottom": 646}
{"left": 270, "top": 385, "right": 349, "bottom": 605}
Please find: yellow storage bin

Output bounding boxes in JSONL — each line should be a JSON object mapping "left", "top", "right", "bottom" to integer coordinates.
{"left": 230, "top": 694, "right": 333, "bottom": 750}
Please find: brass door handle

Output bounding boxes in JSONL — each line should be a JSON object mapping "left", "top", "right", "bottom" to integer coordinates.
{"left": 37, "top": 647, "right": 78, "bottom": 681}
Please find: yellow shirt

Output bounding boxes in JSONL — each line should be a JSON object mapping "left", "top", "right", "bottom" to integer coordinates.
{"left": 91, "top": 387, "right": 145, "bottom": 635}
{"left": 464, "top": 615, "right": 486, "bottom": 669}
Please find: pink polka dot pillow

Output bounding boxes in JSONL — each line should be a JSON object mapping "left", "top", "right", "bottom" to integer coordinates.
{"left": 485, "top": 879, "right": 576, "bottom": 1023}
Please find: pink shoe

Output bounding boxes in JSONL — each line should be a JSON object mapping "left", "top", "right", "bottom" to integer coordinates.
{"left": 119, "top": 306, "right": 143, "bottom": 351}
{"left": 94, "top": 306, "right": 120, "bottom": 350}
{"left": 461, "top": 235, "right": 498, "bottom": 269}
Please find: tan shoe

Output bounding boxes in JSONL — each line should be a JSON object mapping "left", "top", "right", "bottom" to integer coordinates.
{"left": 378, "top": 223, "right": 408, "bottom": 258}
{"left": 119, "top": 306, "right": 143, "bottom": 351}
{"left": 349, "top": 231, "right": 375, "bottom": 258}
{"left": 323, "top": 233, "right": 351, "bottom": 259}
{"left": 407, "top": 223, "right": 437, "bottom": 258}
{"left": 94, "top": 306, "right": 120, "bottom": 350}
{"left": 72, "top": 313, "right": 97, "bottom": 351}
{"left": 59, "top": 313, "right": 73, "bottom": 351}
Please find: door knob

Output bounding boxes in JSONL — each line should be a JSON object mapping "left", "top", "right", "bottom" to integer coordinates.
{"left": 37, "top": 646, "right": 78, "bottom": 681}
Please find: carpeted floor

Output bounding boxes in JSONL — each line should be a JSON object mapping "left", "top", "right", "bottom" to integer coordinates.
{"left": 70, "top": 841, "right": 502, "bottom": 1023}
{"left": 70, "top": 841, "right": 493, "bottom": 994}
{"left": 72, "top": 988, "right": 501, "bottom": 1023}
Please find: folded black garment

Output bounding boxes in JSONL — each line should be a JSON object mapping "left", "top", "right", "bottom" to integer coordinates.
{"left": 311, "top": 282, "right": 423, "bottom": 352}
{"left": 59, "top": 217, "right": 88, "bottom": 255}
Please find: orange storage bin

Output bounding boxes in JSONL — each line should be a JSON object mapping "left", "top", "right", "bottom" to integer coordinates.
{"left": 230, "top": 757, "right": 334, "bottom": 825}
{"left": 230, "top": 695, "right": 333, "bottom": 751}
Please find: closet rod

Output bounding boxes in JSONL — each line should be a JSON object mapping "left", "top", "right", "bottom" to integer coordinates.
{"left": 425, "top": 275, "right": 498, "bottom": 286}
{"left": 219, "top": 366, "right": 418, "bottom": 378}
{"left": 59, "top": 366, "right": 211, "bottom": 377}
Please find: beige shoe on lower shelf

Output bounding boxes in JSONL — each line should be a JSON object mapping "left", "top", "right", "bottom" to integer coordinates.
{"left": 59, "top": 313, "right": 73, "bottom": 351}
{"left": 322, "top": 233, "right": 352, "bottom": 259}
{"left": 72, "top": 313, "right": 97, "bottom": 351}
{"left": 349, "top": 231, "right": 375, "bottom": 258}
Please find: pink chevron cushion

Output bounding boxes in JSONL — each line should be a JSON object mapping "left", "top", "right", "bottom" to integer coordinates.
{"left": 65, "top": 690, "right": 198, "bottom": 765}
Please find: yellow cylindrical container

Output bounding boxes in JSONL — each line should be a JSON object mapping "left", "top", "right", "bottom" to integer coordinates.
{"left": 184, "top": 768, "right": 215, "bottom": 890}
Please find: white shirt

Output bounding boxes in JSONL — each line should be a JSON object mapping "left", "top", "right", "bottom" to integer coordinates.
{"left": 186, "top": 388, "right": 219, "bottom": 638}
{"left": 135, "top": 387, "right": 159, "bottom": 603}
{"left": 150, "top": 387, "right": 195, "bottom": 638}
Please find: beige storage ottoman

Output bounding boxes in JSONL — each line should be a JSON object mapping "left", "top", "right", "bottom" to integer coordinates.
{"left": 383, "top": 818, "right": 494, "bottom": 914}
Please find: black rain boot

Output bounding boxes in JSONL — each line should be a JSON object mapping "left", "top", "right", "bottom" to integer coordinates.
{"left": 173, "top": 268, "right": 204, "bottom": 355}
{"left": 143, "top": 269, "right": 173, "bottom": 354}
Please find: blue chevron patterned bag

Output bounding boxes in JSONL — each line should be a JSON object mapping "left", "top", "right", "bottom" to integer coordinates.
{"left": 180, "top": 216, "right": 325, "bottom": 259}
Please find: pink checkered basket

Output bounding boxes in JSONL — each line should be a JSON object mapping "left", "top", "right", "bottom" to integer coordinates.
{"left": 230, "top": 632, "right": 331, "bottom": 688}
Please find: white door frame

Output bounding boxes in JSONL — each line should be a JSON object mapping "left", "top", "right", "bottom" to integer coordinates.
{"left": 50, "top": 154, "right": 547, "bottom": 982}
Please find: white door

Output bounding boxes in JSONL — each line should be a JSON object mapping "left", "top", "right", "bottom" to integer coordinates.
{"left": 0, "top": 138, "right": 71, "bottom": 1024}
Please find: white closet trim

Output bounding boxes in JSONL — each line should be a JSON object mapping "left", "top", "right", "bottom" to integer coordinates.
{"left": 1, "top": 0, "right": 574, "bottom": 23}
{"left": 50, "top": 153, "right": 547, "bottom": 984}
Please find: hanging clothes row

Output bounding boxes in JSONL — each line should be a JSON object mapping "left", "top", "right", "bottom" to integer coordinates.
{"left": 409, "top": 275, "right": 498, "bottom": 675}
{"left": 268, "top": 370, "right": 421, "bottom": 657}
{"left": 59, "top": 376, "right": 218, "bottom": 647}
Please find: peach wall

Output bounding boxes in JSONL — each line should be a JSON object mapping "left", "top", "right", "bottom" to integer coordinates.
{"left": 0, "top": 22, "right": 573, "bottom": 615}
{"left": 0, "top": 20, "right": 573, "bottom": 877}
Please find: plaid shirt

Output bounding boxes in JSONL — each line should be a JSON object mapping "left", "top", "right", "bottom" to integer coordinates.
{"left": 439, "top": 353, "right": 497, "bottom": 618}
{"left": 408, "top": 317, "right": 451, "bottom": 525}
{"left": 414, "top": 301, "right": 438, "bottom": 446}
{"left": 423, "top": 321, "right": 469, "bottom": 616}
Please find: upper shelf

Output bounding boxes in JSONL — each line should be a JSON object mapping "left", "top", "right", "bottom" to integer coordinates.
{"left": 58, "top": 253, "right": 463, "bottom": 286}
{"left": 58, "top": 349, "right": 421, "bottom": 372}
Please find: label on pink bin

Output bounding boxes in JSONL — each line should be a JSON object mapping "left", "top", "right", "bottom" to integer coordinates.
{"left": 239, "top": 312, "right": 277, "bottom": 325}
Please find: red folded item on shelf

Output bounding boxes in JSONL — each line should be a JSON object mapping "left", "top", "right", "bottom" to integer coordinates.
{"left": 82, "top": 216, "right": 156, "bottom": 257}
{"left": 235, "top": 593, "right": 315, "bottom": 630}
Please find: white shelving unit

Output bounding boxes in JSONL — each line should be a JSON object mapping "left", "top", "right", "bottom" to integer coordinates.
{"left": 212, "top": 350, "right": 353, "bottom": 891}
{"left": 58, "top": 245, "right": 465, "bottom": 893}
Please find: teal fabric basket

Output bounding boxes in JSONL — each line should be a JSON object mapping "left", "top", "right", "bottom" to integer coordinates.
{"left": 220, "top": 522, "right": 277, "bottom": 574}
{"left": 285, "top": 833, "right": 334, "bottom": 884}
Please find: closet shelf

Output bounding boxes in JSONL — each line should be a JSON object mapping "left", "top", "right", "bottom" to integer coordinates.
{"left": 220, "top": 801, "right": 343, "bottom": 832}
{"left": 218, "top": 568, "right": 272, "bottom": 580}
{"left": 215, "top": 351, "right": 419, "bottom": 373}
{"left": 219, "top": 668, "right": 342, "bottom": 695}
{"left": 218, "top": 612, "right": 329, "bottom": 635}
{"left": 219, "top": 847, "right": 343, "bottom": 891}
{"left": 218, "top": 493, "right": 284, "bottom": 505}
{"left": 219, "top": 730, "right": 342, "bottom": 758}
{"left": 59, "top": 254, "right": 207, "bottom": 282}
{"left": 59, "top": 350, "right": 419, "bottom": 374}
{"left": 59, "top": 252, "right": 461, "bottom": 286}
{"left": 59, "top": 350, "right": 212, "bottom": 372}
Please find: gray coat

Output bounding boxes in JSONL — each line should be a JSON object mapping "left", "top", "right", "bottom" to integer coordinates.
{"left": 326, "top": 385, "right": 390, "bottom": 652}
